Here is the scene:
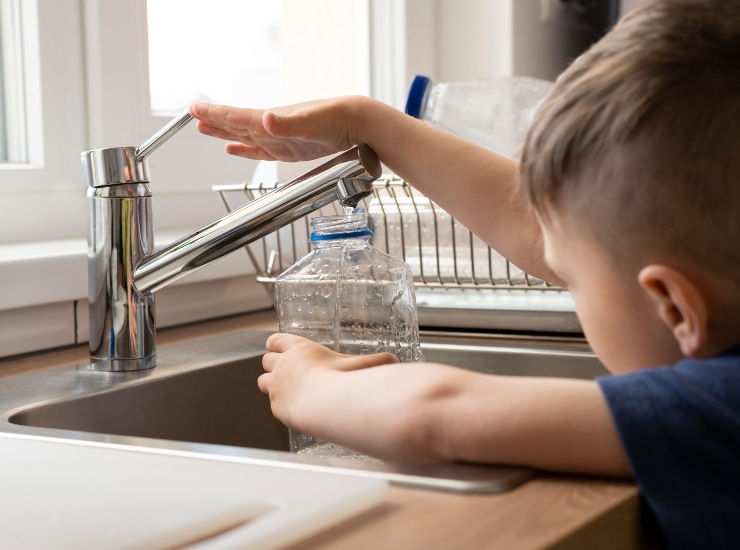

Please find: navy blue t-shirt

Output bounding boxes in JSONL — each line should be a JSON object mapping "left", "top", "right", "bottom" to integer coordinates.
{"left": 597, "top": 345, "right": 740, "bottom": 549}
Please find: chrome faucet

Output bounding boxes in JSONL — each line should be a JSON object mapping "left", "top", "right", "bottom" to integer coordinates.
{"left": 82, "top": 111, "right": 380, "bottom": 372}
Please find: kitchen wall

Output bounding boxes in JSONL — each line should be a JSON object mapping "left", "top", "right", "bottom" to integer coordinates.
{"left": 421, "top": 0, "right": 636, "bottom": 83}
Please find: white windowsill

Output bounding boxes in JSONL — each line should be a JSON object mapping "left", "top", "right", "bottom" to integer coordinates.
{"left": 0, "top": 230, "right": 262, "bottom": 310}
{"left": 1, "top": 238, "right": 88, "bottom": 311}
{"left": 0, "top": 231, "right": 273, "bottom": 359}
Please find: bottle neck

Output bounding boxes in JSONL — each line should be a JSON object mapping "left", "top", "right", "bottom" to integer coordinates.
{"left": 311, "top": 236, "right": 371, "bottom": 250}
{"left": 308, "top": 211, "right": 373, "bottom": 248}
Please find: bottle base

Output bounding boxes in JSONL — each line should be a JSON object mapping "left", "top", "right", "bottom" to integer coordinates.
{"left": 290, "top": 430, "right": 382, "bottom": 463}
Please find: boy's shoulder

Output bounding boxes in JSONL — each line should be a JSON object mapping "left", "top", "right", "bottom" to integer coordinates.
{"left": 596, "top": 348, "right": 740, "bottom": 549}
{"left": 670, "top": 343, "right": 740, "bottom": 387}
{"left": 598, "top": 345, "right": 740, "bottom": 431}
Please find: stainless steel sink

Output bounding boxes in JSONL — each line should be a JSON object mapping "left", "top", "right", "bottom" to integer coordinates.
{"left": 1, "top": 329, "right": 606, "bottom": 493}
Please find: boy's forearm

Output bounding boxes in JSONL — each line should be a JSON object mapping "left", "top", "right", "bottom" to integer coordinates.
{"left": 434, "top": 374, "right": 631, "bottom": 476}
{"left": 349, "top": 97, "right": 558, "bottom": 284}
{"left": 297, "top": 362, "right": 630, "bottom": 476}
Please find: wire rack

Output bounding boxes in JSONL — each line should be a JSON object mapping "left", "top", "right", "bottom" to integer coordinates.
{"left": 213, "top": 175, "right": 580, "bottom": 333}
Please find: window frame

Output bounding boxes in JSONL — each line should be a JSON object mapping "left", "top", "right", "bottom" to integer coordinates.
{"left": 0, "top": 0, "right": 28, "bottom": 163}
{"left": 0, "top": 0, "right": 87, "bottom": 242}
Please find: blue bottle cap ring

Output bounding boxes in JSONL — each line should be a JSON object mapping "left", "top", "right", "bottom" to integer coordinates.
{"left": 405, "top": 75, "right": 432, "bottom": 118}
{"left": 309, "top": 228, "right": 374, "bottom": 242}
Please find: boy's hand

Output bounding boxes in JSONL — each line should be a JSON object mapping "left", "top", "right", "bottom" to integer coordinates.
{"left": 191, "top": 96, "right": 554, "bottom": 283}
{"left": 258, "top": 333, "right": 398, "bottom": 432}
{"left": 189, "top": 97, "right": 370, "bottom": 163}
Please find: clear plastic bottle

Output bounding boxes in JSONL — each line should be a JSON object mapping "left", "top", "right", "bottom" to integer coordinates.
{"left": 275, "top": 209, "right": 424, "bottom": 460}
{"left": 405, "top": 74, "right": 552, "bottom": 159}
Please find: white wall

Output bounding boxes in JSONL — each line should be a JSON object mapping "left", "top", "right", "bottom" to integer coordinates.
{"left": 415, "top": 0, "right": 628, "bottom": 84}
{"left": 434, "top": 0, "right": 511, "bottom": 80}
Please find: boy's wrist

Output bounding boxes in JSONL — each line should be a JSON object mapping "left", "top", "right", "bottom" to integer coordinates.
{"left": 345, "top": 95, "right": 394, "bottom": 151}
{"left": 291, "top": 368, "right": 342, "bottom": 436}
{"left": 343, "top": 95, "right": 368, "bottom": 147}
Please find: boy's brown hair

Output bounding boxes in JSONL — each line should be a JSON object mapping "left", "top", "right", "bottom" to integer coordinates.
{"left": 519, "top": 0, "right": 740, "bottom": 277}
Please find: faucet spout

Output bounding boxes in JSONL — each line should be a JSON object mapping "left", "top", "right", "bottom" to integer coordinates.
{"left": 133, "top": 145, "right": 380, "bottom": 294}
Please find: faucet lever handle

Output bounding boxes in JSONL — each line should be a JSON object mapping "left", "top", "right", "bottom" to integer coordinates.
{"left": 135, "top": 109, "right": 194, "bottom": 161}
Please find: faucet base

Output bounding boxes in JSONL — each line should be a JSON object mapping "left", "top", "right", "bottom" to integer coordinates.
{"left": 89, "top": 355, "right": 156, "bottom": 372}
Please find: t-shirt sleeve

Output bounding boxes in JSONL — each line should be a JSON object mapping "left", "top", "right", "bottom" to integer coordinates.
{"left": 597, "top": 357, "right": 740, "bottom": 550}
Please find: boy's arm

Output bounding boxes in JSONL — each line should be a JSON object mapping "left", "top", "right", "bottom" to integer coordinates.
{"left": 260, "top": 334, "right": 630, "bottom": 477}
{"left": 190, "top": 98, "right": 559, "bottom": 284}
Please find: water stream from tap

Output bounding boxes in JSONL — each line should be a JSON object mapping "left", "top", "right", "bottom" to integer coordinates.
{"left": 332, "top": 206, "right": 357, "bottom": 352}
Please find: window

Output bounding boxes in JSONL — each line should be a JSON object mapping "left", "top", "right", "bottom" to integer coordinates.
{"left": 148, "top": 0, "right": 284, "bottom": 114}
{"left": 146, "top": 0, "right": 372, "bottom": 112}
{"left": 82, "top": 0, "right": 379, "bottom": 238}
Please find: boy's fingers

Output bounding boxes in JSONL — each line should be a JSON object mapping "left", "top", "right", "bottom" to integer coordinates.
{"left": 265, "top": 332, "right": 311, "bottom": 353}
{"left": 339, "top": 352, "right": 400, "bottom": 371}
{"left": 229, "top": 139, "right": 302, "bottom": 162}
{"left": 190, "top": 102, "right": 232, "bottom": 128}
{"left": 195, "top": 121, "right": 253, "bottom": 143}
{"left": 323, "top": 351, "right": 400, "bottom": 372}
{"left": 188, "top": 101, "right": 206, "bottom": 119}
{"left": 190, "top": 102, "right": 261, "bottom": 132}
{"left": 224, "top": 142, "right": 278, "bottom": 161}
{"left": 257, "top": 372, "right": 270, "bottom": 394}
{"left": 262, "top": 352, "right": 274, "bottom": 372}
{"left": 262, "top": 111, "right": 285, "bottom": 136}
{"left": 262, "top": 110, "right": 306, "bottom": 139}
{"left": 265, "top": 334, "right": 400, "bottom": 370}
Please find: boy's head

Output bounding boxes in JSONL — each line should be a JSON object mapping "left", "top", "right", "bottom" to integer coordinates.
{"left": 518, "top": 0, "right": 740, "bottom": 370}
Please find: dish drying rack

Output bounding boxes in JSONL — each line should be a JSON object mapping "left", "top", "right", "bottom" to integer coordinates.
{"left": 213, "top": 175, "right": 580, "bottom": 333}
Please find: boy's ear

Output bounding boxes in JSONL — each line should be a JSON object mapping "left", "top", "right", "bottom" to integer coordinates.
{"left": 637, "top": 265, "right": 708, "bottom": 357}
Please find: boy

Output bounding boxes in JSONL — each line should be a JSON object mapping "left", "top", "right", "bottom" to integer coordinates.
{"left": 190, "top": 0, "right": 740, "bottom": 547}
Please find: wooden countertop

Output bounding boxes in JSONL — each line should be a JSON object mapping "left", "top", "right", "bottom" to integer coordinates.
{"left": 0, "top": 310, "right": 646, "bottom": 549}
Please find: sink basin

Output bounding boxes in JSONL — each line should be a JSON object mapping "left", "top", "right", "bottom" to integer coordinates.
{"left": 2, "top": 329, "right": 606, "bottom": 493}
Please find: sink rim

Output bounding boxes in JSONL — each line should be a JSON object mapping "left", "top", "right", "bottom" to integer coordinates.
{"left": 0, "top": 329, "right": 601, "bottom": 493}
